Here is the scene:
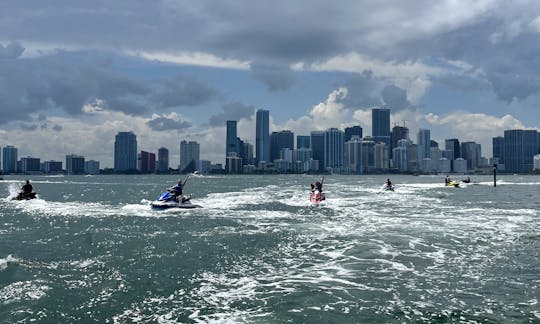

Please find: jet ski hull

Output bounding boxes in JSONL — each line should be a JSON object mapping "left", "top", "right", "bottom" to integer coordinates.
{"left": 445, "top": 181, "right": 460, "bottom": 187}
{"left": 12, "top": 192, "right": 37, "bottom": 200}
{"left": 309, "top": 191, "right": 325, "bottom": 204}
{"left": 150, "top": 201, "right": 201, "bottom": 209}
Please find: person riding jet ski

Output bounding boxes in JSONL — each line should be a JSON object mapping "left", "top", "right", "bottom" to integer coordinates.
{"left": 15, "top": 180, "right": 37, "bottom": 200}
{"left": 169, "top": 178, "right": 187, "bottom": 203}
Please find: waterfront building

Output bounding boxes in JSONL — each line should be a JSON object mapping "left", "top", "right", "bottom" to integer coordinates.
{"left": 241, "top": 142, "right": 254, "bottom": 166}
{"left": 310, "top": 131, "right": 325, "bottom": 172}
{"left": 374, "top": 142, "right": 388, "bottom": 170}
{"left": 157, "top": 147, "right": 169, "bottom": 173}
{"left": 391, "top": 125, "right": 409, "bottom": 152}
{"left": 492, "top": 137, "right": 504, "bottom": 165}
{"left": 296, "top": 135, "right": 310, "bottom": 149}
{"left": 84, "top": 160, "right": 100, "bottom": 175}
{"left": 180, "top": 140, "right": 200, "bottom": 173}
{"left": 345, "top": 135, "right": 362, "bottom": 173}
{"left": 43, "top": 160, "right": 63, "bottom": 174}
{"left": 324, "top": 128, "right": 344, "bottom": 172}
{"left": 504, "top": 129, "right": 538, "bottom": 173}
{"left": 226, "top": 120, "right": 239, "bottom": 157}
{"left": 225, "top": 154, "right": 242, "bottom": 174}
{"left": 66, "top": 154, "right": 85, "bottom": 175}
{"left": 417, "top": 129, "right": 430, "bottom": 171}
{"left": 196, "top": 160, "right": 212, "bottom": 174}
{"left": 140, "top": 151, "right": 156, "bottom": 174}
{"left": 461, "top": 142, "right": 481, "bottom": 171}
{"left": 344, "top": 126, "right": 363, "bottom": 143}
{"left": 392, "top": 139, "right": 410, "bottom": 172}
{"left": 21, "top": 157, "right": 41, "bottom": 174}
{"left": 438, "top": 158, "right": 451, "bottom": 173}
{"left": 372, "top": 108, "right": 391, "bottom": 161}
{"left": 534, "top": 155, "right": 540, "bottom": 170}
{"left": 361, "top": 139, "right": 375, "bottom": 173}
{"left": 2, "top": 145, "right": 18, "bottom": 174}
{"left": 255, "top": 109, "right": 270, "bottom": 165}
{"left": 293, "top": 148, "right": 313, "bottom": 163}
{"left": 114, "top": 131, "right": 137, "bottom": 172}
{"left": 270, "top": 130, "right": 294, "bottom": 162}
{"left": 453, "top": 158, "right": 468, "bottom": 173}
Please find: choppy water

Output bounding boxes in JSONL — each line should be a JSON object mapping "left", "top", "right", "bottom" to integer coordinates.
{"left": 1, "top": 174, "right": 539, "bottom": 323}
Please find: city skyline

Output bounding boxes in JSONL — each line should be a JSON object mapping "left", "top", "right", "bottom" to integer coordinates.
{"left": 0, "top": 1, "right": 539, "bottom": 167}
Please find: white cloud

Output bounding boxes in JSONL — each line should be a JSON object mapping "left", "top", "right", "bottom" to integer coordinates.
{"left": 125, "top": 50, "right": 250, "bottom": 70}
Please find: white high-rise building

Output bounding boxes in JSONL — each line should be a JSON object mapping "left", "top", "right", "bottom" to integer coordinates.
{"left": 179, "top": 140, "right": 200, "bottom": 173}
{"left": 345, "top": 135, "right": 362, "bottom": 174}
{"left": 417, "top": 129, "right": 430, "bottom": 172}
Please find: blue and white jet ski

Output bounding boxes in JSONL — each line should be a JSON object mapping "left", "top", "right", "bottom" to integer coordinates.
{"left": 150, "top": 191, "right": 201, "bottom": 210}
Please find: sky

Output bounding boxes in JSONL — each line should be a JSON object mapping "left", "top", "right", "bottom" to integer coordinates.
{"left": 0, "top": 0, "right": 539, "bottom": 167}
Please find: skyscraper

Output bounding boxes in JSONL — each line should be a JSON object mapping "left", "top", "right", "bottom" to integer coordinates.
{"left": 66, "top": 154, "right": 85, "bottom": 175}
{"left": 157, "top": 147, "right": 169, "bottom": 173}
{"left": 140, "top": 151, "right": 156, "bottom": 174}
{"left": 345, "top": 135, "right": 362, "bottom": 173}
{"left": 270, "top": 130, "right": 294, "bottom": 162}
{"left": 114, "top": 131, "right": 137, "bottom": 172}
{"left": 344, "top": 126, "right": 363, "bottom": 142}
{"left": 504, "top": 129, "right": 538, "bottom": 173}
{"left": 417, "top": 129, "right": 430, "bottom": 171}
{"left": 180, "top": 140, "right": 200, "bottom": 173}
{"left": 461, "top": 142, "right": 481, "bottom": 170}
{"left": 372, "top": 108, "right": 391, "bottom": 137}
{"left": 492, "top": 137, "right": 504, "bottom": 164}
{"left": 2, "top": 145, "right": 18, "bottom": 174}
{"left": 391, "top": 125, "right": 409, "bottom": 151}
{"left": 226, "top": 120, "right": 239, "bottom": 157}
{"left": 255, "top": 109, "right": 270, "bottom": 165}
{"left": 445, "top": 139, "right": 461, "bottom": 160}
{"left": 296, "top": 135, "right": 310, "bottom": 149}
{"left": 310, "top": 131, "right": 325, "bottom": 172}
{"left": 324, "top": 128, "right": 344, "bottom": 171}
{"left": 372, "top": 108, "right": 391, "bottom": 162}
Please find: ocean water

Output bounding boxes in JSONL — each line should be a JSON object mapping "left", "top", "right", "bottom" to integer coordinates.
{"left": 0, "top": 174, "right": 539, "bottom": 323}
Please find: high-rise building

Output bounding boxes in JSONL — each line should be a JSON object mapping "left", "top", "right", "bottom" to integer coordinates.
{"left": 180, "top": 140, "right": 200, "bottom": 173}
{"left": 140, "top": 151, "right": 156, "bottom": 174}
{"left": 84, "top": 160, "right": 100, "bottom": 175}
{"left": 66, "top": 154, "right": 85, "bottom": 175}
{"left": 492, "top": 137, "right": 504, "bottom": 164}
{"left": 417, "top": 129, "right": 430, "bottom": 171}
{"left": 393, "top": 139, "right": 410, "bottom": 172}
{"left": 241, "top": 142, "right": 254, "bottom": 165}
{"left": 324, "top": 128, "right": 344, "bottom": 171}
{"left": 270, "top": 130, "right": 294, "bottom": 162}
{"left": 344, "top": 126, "right": 363, "bottom": 142}
{"left": 310, "top": 131, "right": 325, "bottom": 172}
{"left": 157, "top": 147, "right": 169, "bottom": 173}
{"left": 445, "top": 139, "right": 460, "bottom": 160}
{"left": 2, "top": 145, "right": 18, "bottom": 174}
{"left": 226, "top": 120, "right": 239, "bottom": 157}
{"left": 461, "top": 142, "right": 481, "bottom": 170}
{"left": 391, "top": 125, "right": 409, "bottom": 152}
{"left": 504, "top": 129, "right": 538, "bottom": 173}
{"left": 374, "top": 142, "right": 388, "bottom": 169}
{"left": 114, "top": 131, "right": 137, "bottom": 172}
{"left": 20, "top": 157, "right": 40, "bottom": 174}
{"left": 372, "top": 108, "right": 391, "bottom": 161}
{"left": 345, "top": 135, "right": 362, "bottom": 173}
{"left": 361, "top": 139, "right": 375, "bottom": 173}
{"left": 255, "top": 109, "right": 270, "bottom": 165}
{"left": 296, "top": 135, "right": 310, "bottom": 149}
{"left": 43, "top": 160, "right": 63, "bottom": 174}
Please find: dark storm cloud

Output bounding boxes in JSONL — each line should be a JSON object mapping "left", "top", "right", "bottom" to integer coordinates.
{"left": 152, "top": 75, "right": 217, "bottom": 108}
{"left": 146, "top": 116, "right": 192, "bottom": 131}
{"left": 0, "top": 47, "right": 219, "bottom": 124}
{"left": 250, "top": 63, "right": 296, "bottom": 91}
{"left": 209, "top": 102, "right": 255, "bottom": 126}
{"left": 0, "top": 1, "right": 538, "bottom": 104}
{"left": 381, "top": 85, "right": 409, "bottom": 110}
{"left": 52, "top": 124, "right": 63, "bottom": 131}
{"left": 337, "top": 71, "right": 381, "bottom": 108}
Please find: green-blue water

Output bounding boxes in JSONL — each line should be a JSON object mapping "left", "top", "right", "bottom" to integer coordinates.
{"left": 1, "top": 174, "right": 539, "bottom": 323}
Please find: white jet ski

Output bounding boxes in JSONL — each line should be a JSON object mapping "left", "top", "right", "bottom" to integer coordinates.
{"left": 150, "top": 191, "right": 201, "bottom": 210}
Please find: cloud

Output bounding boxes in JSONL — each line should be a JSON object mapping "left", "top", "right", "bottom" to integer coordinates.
{"left": 152, "top": 75, "right": 217, "bottom": 108}
{"left": 145, "top": 113, "right": 192, "bottom": 131}
{"left": 208, "top": 102, "right": 255, "bottom": 126}
{"left": 381, "top": 85, "right": 409, "bottom": 110}
{"left": 250, "top": 63, "right": 296, "bottom": 91}
{"left": 0, "top": 41, "right": 25, "bottom": 59}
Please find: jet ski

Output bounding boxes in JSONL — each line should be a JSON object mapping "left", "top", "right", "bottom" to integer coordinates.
{"left": 382, "top": 184, "right": 394, "bottom": 191}
{"left": 150, "top": 191, "right": 201, "bottom": 209}
{"left": 445, "top": 181, "right": 460, "bottom": 188}
{"left": 309, "top": 190, "right": 325, "bottom": 204}
{"left": 12, "top": 192, "right": 37, "bottom": 200}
